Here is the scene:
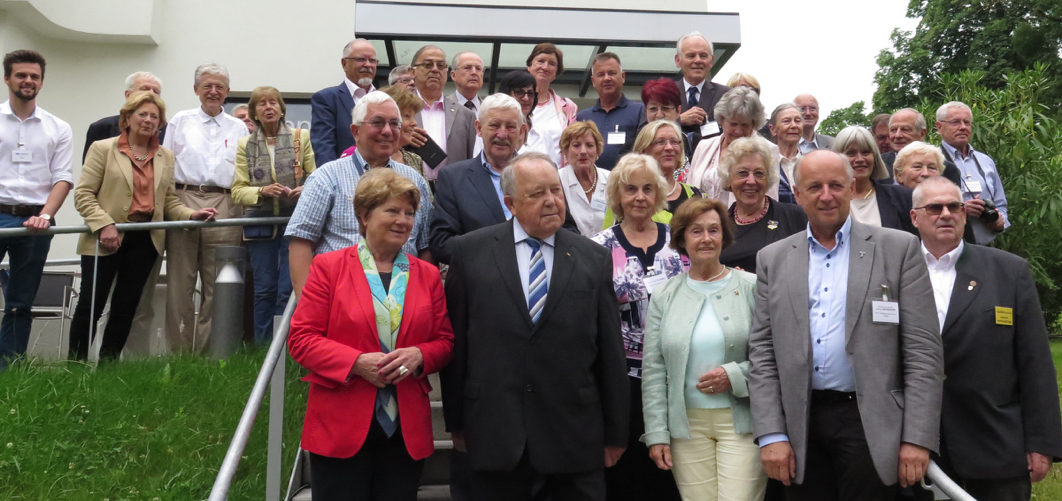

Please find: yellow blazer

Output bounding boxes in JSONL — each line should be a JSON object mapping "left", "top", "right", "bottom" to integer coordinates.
{"left": 231, "top": 128, "right": 317, "bottom": 209}
{"left": 75, "top": 136, "right": 195, "bottom": 256}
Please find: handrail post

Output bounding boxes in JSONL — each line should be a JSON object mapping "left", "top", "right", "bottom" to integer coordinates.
{"left": 266, "top": 313, "right": 286, "bottom": 501}
{"left": 924, "top": 460, "right": 977, "bottom": 501}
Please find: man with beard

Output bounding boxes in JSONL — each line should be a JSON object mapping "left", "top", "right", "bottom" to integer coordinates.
{"left": 411, "top": 45, "right": 477, "bottom": 182}
{"left": 0, "top": 50, "right": 73, "bottom": 369}
{"left": 311, "top": 39, "right": 378, "bottom": 165}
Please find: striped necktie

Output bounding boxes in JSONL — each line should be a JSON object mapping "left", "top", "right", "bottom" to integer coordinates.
{"left": 526, "top": 238, "right": 548, "bottom": 323}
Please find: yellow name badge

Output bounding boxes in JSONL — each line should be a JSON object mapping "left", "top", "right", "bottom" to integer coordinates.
{"left": 995, "top": 306, "right": 1014, "bottom": 326}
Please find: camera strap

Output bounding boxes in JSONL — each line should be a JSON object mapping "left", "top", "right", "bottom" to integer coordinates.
{"left": 941, "top": 145, "right": 996, "bottom": 199}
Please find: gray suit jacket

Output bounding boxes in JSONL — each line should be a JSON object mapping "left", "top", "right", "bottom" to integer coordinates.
{"left": 748, "top": 220, "right": 943, "bottom": 485}
{"left": 414, "top": 94, "right": 477, "bottom": 177}
{"left": 814, "top": 133, "right": 834, "bottom": 150}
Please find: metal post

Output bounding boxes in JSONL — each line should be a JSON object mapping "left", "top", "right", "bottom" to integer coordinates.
{"left": 209, "top": 247, "right": 246, "bottom": 359}
{"left": 924, "top": 460, "right": 977, "bottom": 501}
{"left": 266, "top": 314, "right": 286, "bottom": 501}
{"left": 88, "top": 239, "right": 100, "bottom": 364}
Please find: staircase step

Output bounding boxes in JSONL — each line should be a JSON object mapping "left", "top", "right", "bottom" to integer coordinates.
{"left": 290, "top": 484, "right": 452, "bottom": 501}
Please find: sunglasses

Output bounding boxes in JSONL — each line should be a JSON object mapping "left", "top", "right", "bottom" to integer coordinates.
{"left": 913, "top": 202, "right": 964, "bottom": 216}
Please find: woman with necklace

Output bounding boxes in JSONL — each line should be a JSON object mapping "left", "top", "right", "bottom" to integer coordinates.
{"left": 592, "top": 154, "right": 687, "bottom": 501}
{"left": 715, "top": 138, "right": 806, "bottom": 273}
{"left": 233, "top": 86, "right": 317, "bottom": 344}
{"left": 768, "top": 103, "right": 804, "bottom": 204}
{"left": 641, "top": 198, "right": 768, "bottom": 501}
{"left": 71, "top": 91, "right": 217, "bottom": 360}
{"left": 558, "top": 121, "right": 610, "bottom": 237}
{"left": 832, "top": 126, "right": 918, "bottom": 236}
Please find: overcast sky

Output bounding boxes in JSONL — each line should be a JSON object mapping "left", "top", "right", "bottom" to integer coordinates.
{"left": 717, "top": 0, "right": 921, "bottom": 120}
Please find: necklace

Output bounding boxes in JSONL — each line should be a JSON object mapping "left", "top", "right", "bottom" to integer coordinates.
{"left": 863, "top": 188, "right": 875, "bottom": 200}
{"left": 582, "top": 167, "right": 598, "bottom": 196}
{"left": 668, "top": 180, "right": 680, "bottom": 197}
{"left": 734, "top": 197, "right": 769, "bottom": 225}
{"left": 131, "top": 146, "right": 150, "bottom": 162}
{"left": 691, "top": 265, "right": 728, "bottom": 282}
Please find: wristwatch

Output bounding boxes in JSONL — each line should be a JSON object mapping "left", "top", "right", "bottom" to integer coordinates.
{"left": 39, "top": 214, "right": 52, "bottom": 225}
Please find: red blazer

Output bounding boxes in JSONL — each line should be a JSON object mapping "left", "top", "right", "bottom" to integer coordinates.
{"left": 288, "top": 247, "right": 454, "bottom": 460}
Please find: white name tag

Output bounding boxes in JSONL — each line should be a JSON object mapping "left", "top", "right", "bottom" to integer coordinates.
{"left": 643, "top": 273, "right": 669, "bottom": 296}
{"left": 872, "top": 301, "right": 900, "bottom": 324}
{"left": 700, "top": 121, "right": 720, "bottom": 137}
{"left": 590, "top": 195, "right": 607, "bottom": 213}
{"left": 607, "top": 132, "right": 626, "bottom": 145}
{"left": 11, "top": 150, "right": 31, "bottom": 163}
{"left": 965, "top": 181, "right": 983, "bottom": 193}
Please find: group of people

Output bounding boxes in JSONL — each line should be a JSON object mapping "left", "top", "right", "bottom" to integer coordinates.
{"left": 0, "top": 27, "right": 1057, "bottom": 501}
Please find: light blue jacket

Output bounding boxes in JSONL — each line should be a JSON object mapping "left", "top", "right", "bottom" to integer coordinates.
{"left": 641, "top": 269, "right": 757, "bottom": 446}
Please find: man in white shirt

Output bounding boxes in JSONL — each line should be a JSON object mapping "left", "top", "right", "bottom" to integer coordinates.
{"left": 162, "top": 63, "right": 249, "bottom": 354}
{"left": 0, "top": 50, "right": 73, "bottom": 369}
{"left": 411, "top": 45, "right": 477, "bottom": 181}
{"left": 310, "top": 39, "right": 378, "bottom": 165}
{"left": 794, "top": 94, "right": 834, "bottom": 154}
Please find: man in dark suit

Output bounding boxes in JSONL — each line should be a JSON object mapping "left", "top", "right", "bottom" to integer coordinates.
{"left": 410, "top": 45, "right": 478, "bottom": 183}
{"left": 310, "top": 39, "right": 377, "bottom": 165}
{"left": 442, "top": 152, "right": 629, "bottom": 501}
{"left": 83, "top": 71, "right": 165, "bottom": 162}
{"left": 911, "top": 176, "right": 1062, "bottom": 500}
{"left": 749, "top": 150, "right": 943, "bottom": 500}
{"left": 674, "top": 31, "right": 730, "bottom": 151}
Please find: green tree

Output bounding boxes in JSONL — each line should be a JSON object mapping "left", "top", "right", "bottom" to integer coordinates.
{"left": 872, "top": 0, "right": 1062, "bottom": 115}
{"left": 819, "top": 101, "right": 870, "bottom": 137}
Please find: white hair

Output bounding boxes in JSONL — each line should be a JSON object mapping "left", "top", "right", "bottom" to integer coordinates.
{"left": 890, "top": 108, "right": 927, "bottom": 132}
{"left": 893, "top": 141, "right": 945, "bottom": 178}
{"left": 478, "top": 93, "right": 525, "bottom": 125}
{"left": 450, "top": 51, "right": 482, "bottom": 70}
{"left": 714, "top": 86, "right": 766, "bottom": 129}
{"left": 501, "top": 152, "right": 555, "bottom": 197}
{"left": 676, "top": 31, "right": 714, "bottom": 56}
{"left": 351, "top": 91, "right": 398, "bottom": 125}
{"left": 912, "top": 175, "right": 963, "bottom": 208}
{"left": 388, "top": 65, "right": 412, "bottom": 85}
{"left": 342, "top": 38, "right": 372, "bottom": 58}
{"left": 792, "top": 150, "right": 854, "bottom": 188}
{"left": 125, "top": 71, "right": 162, "bottom": 92}
{"left": 193, "top": 63, "right": 229, "bottom": 87}
{"left": 231, "top": 103, "right": 249, "bottom": 113}
{"left": 935, "top": 101, "right": 972, "bottom": 122}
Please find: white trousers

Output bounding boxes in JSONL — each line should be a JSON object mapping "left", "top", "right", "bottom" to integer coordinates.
{"left": 670, "top": 407, "right": 767, "bottom": 501}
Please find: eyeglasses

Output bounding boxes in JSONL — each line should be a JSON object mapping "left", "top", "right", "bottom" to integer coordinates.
{"left": 394, "top": 76, "right": 414, "bottom": 85}
{"left": 914, "top": 202, "right": 964, "bottom": 216}
{"left": 799, "top": 106, "right": 818, "bottom": 113}
{"left": 415, "top": 60, "right": 448, "bottom": 71}
{"left": 651, "top": 138, "right": 682, "bottom": 148}
{"left": 646, "top": 105, "right": 677, "bottom": 114}
{"left": 361, "top": 118, "right": 403, "bottom": 130}
{"left": 733, "top": 169, "right": 767, "bottom": 180}
{"left": 943, "top": 119, "right": 972, "bottom": 127}
{"left": 511, "top": 89, "right": 535, "bottom": 99}
{"left": 343, "top": 56, "right": 379, "bottom": 66}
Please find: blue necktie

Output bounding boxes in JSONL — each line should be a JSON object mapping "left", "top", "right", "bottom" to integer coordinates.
{"left": 527, "top": 238, "right": 549, "bottom": 323}
{"left": 687, "top": 86, "right": 699, "bottom": 110}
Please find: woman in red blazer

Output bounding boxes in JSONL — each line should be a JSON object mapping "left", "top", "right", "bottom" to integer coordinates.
{"left": 288, "top": 168, "right": 453, "bottom": 501}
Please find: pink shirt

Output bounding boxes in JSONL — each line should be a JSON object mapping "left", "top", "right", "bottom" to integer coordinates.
{"left": 417, "top": 91, "right": 448, "bottom": 179}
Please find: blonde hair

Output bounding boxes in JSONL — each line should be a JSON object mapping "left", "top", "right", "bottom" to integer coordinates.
{"left": 560, "top": 121, "right": 604, "bottom": 156}
{"left": 119, "top": 91, "right": 167, "bottom": 130}
{"left": 353, "top": 168, "right": 421, "bottom": 236}
{"left": 632, "top": 120, "right": 687, "bottom": 169}
{"left": 893, "top": 141, "right": 945, "bottom": 179}
{"left": 606, "top": 154, "right": 669, "bottom": 220}
{"left": 726, "top": 72, "right": 760, "bottom": 92}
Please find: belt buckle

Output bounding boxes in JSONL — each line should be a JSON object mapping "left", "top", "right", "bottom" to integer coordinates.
{"left": 197, "top": 184, "right": 208, "bottom": 194}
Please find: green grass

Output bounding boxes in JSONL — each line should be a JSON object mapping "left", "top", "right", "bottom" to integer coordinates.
{"left": 1, "top": 342, "right": 1061, "bottom": 500}
{"left": 0, "top": 348, "right": 308, "bottom": 501}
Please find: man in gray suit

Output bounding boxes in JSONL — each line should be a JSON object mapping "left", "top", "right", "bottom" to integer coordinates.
{"left": 410, "top": 45, "right": 477, "bottom": 182}
{"left": 748, "top": 150, "right": 944, "bottom": 500}
{"left": 794, "top": 94, "right": 834, "bottom": 154}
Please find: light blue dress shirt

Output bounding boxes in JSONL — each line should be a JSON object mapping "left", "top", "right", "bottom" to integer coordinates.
{"left": 684, "top": 274, "right": 732, "bottom": 410}
{"left": 480, "top": 153, "right": 512, "bottom": 220}
{"left": 940, "top": 141, "right": 1009, "bottom": 244}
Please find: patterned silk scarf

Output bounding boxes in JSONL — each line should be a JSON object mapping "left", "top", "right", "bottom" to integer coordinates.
{"left": 357, "top": 241, "right": 410, "bottom": 437}
{"left": 245, "top": 122, "right": 299, "bottom": 208}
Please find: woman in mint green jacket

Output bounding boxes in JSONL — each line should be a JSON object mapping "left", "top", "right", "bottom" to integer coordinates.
{"left": 641, "top": 197, "right": 767, "bottom": 501}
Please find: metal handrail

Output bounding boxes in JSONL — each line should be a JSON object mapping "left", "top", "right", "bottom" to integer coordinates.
{"left": 208, "top": 294, "right": 298, "bottom": 501}
{"left": 925, "top": 460, "right": 977, "bottom": 500}
{"left": 0, "top": 216, "right": 291, "bottom": 237}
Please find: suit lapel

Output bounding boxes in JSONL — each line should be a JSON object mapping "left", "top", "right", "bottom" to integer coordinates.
{"left": 395, "top": 259, "right": 419, "bottom": 347}
{"left": 873, "top": 186, "right": 899, "bottom": 229}
{"left": 348, "top": 250, "right": 380, "bottom": 341}
{"left": 112, "top": 145, "right": 135, "bottom": 191}
{"left": 785, "top": 236, "right": 812, "bottom": 362}
{"left": 845, "top": 222, "right": 875, "bottom": 346}
{"left": 338, "top": 83, "right": 355, "bottom": 115}
{"left": 942, "top": 245, "right": 980, "bottom": 334}
{"left": 493, "top": 222, "right": 534, "bottom": 330}
{"left": 444, "top": 97, "right": 458, "bottom": 144}
{"left": 152, "top": 150, "right": 165, "bottom": 191}
{"left": 533, "top": 231, "right": 574, "bottom": 335}
{"left": 468, "top": 160, "right": 506, "bottom": 224}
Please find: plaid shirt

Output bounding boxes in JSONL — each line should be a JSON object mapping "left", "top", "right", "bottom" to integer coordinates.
{"left": 285, "top": 151, "right": 433, "bottom": 256}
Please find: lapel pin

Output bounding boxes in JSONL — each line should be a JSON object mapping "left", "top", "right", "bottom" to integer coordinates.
{"left": 968, "top": 280, "right": 977, "bottom": 290}
{"left": 566, "top": 252, "right": 571, "bottom": 257}
{"left": 767, "top": 220, "right": 778, "bottom": 230}
{"left": 859, "top": 251, "right": 866, "bottom": 258}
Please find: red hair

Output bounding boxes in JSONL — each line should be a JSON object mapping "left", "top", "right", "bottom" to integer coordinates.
{"left": 641, "top": 78, "right": 682, "bottom": 108}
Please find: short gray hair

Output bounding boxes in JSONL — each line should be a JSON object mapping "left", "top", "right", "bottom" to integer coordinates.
{"left": 676, "top": 31, "right": 714, "bottom": 55}
{"left": 792, "top": 150, "right": 854, "bottom": 189}
{"left": 351, "top": 91, "right": 399, "bottom": 125}
{"left": 342, "top": 38, "right": 372, "bottom": 58}
{"left": 500, "top": 151, "right": 556, "bottom": 197}
{"left": 388, "top": 65, "right": 412, "bottom": 85}
{"left": 769, "top": 102, "right": 800, "bottom": 127}
{"left": 935, "top": 101, "right": 972, "bottom": 122}
{"left": 717, "top": 136, "right": 778, "bottom": 191}
{"left": 125, "top": 71, "right": 162, "bottom": 92}
{"left": 479, "top": 93, "right": 525, "bottom": 125}
{"left": 890, "top": 108, "right": 927, "bottom": 132}
{"left": 714, "top": 86, "right": 766, "bottom": 129}
{"left": 450, "top": 51, "right": 482, "bottom": 70}
{"left": 193, "top": 63, "right": 229, "bottom": 87}
{"left": 893, "top": 141, "right": 945, "bottom": 178}
{"left": 912, "top": 175, "right": 963, "bottom": 208}
{"left": 231, "top": 103, "right": 249, "bottom": 114}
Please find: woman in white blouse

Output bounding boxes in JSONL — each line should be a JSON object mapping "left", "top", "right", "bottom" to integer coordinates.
{"left": 523, "top": 43, "right": 578, "bottom": 167}
{"left": 558, "top": 121, "right": 610, "bottom": 237}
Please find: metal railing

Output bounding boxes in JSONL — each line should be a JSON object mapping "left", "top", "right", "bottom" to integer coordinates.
{"left": 925, "top": 461, "right": 977, "bottom": 501}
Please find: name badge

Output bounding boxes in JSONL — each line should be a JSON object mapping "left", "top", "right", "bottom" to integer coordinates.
{"left": 643, "top": 272, "right": 669, "bottom": 296}
{"left": 607, "top": 132, "right": 626, "bottom": 145}
{"left": 700, "top": 121, "right": 720, "bottom": 137}
{"left": 590, "top": 195, "right": 607, "bottom": 213}
{"left": 995, "top": 306, "right": 1013, "bottom": 326}
{"left": 12, "top": 150, "right": 32, "bottom": 163}
{"left": 872, "top": 301, "right": 900, "bottom": 324}
{"left": 965, "top": 181, "right": 983, "bottom": 193}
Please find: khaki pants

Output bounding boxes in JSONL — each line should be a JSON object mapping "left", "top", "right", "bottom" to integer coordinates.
{"left": 165, "top": 189, "right": 241, "bottom": 354}
{"left": 670, "top": 408, "right": 767, "bottom": 501}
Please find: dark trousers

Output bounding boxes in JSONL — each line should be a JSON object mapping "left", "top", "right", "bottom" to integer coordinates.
{"left": 308, "top": 419, "right": 425, "bottom": 501}
{"left": 0, "top": 213, "right": 52, "bottom": 369}
{"left": 472, "top": 448, "right": 605, "bottom": 501}
{"left": 786, "top": 391, "right": 897, "bottom": 501}
{"left": 605, "top": 376, "right": 681, "bottom": 501}
{"left": 928, "top": 445, "right": 1033, "bottom": 501}
{"left": 69, "top": 231, "right": 158, "bottom": 360}
{"left": 246, "top": 230, "right": 291, "bottom": 345}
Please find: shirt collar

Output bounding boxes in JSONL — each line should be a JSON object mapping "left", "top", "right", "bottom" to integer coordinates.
{"left": 0, "top": 100, "right": 39, "bottom": 120}
{"left": 941, "top": 140, "right": 975, "bottom": 160}
{"left": 456, "top": 92, "right": 480, "bottom": 107}
{"left": 480, "top": 152, "right": 502, "bottom": 178}
{"left": 807, "top": 215, "right": 853, "bottom": 252}
{"left": 682, "top": 79, "right": 705, "bottom": 93}
{"left": 197, "top": 106, "right": 224, "bottom": 123}
{"left": 512, "top": 215, "right": 556, "bottom": 248}
{"left": 343, "top": 78, "right": 374, "bottom": 100}
{"left": 921, "top": 240, "right": 964, "bottom": 271}
{"left": 799, "top": 135, "right": 818, "bottom": 149}
{"left": 353, "top": 149, "right": 394, "bottom": 171}
{"left": 592, "top": 94, "right": 629, "bottom": 112}
{"left": 416, "top": 89, "right": 445, "bottom": 109}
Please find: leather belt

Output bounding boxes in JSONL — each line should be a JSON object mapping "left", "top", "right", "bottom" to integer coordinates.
{"left": 811, "top": 390, "right": 857, "bottom": 404}
{"left": 0, "top": 204, "right": 44, "bottom": 217}
{"left": 175, "top": 183, "right": 230, "bottom": 194}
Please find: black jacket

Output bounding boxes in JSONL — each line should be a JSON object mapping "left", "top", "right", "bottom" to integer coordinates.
{"left": 83, "top": 114, "right": 167, "bottom": 162}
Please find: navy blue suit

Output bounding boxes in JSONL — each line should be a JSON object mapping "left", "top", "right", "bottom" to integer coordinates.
{"left": 310, "top": 82, "right": 356, "bottom": 165}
